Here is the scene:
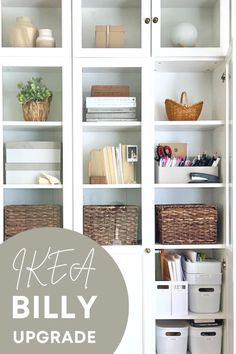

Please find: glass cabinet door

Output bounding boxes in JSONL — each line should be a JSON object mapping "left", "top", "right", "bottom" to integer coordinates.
{"left": 73, "top": 0, "right": 151, "bottom": 57}
{"left": 152, "top": 0, "right": 229, "bottom": 57}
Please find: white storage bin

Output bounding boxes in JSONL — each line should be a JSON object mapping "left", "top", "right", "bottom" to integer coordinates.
{"left": 155, "top": 166, "right": 218, "bottom": 184}
{"left": 189, "top": 285, "right": 221, "bottom": 313}
{"left": 184, "top": 272, "right": 222, "bottom": 285}
{"left": 5, "top": 163, "right": 61, "bottom": 184}
{"left": 156, "top": 321, "right": 188, "bottom": 354}
{"left": 182, "top": 258, "right": 221, "bottom": 274}
{"left": 189, "top": 324, "right": 223, "bottom": 354}
{"left": 5, "top": 141, "right": 61, "bottom": 163}
{"left": 155, "top": 281, "right": 172, "bottom": 316}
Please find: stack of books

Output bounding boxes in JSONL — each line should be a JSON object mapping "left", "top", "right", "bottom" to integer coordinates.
{"left": 85, "top": 97, "right": 137, "bottom": 122}
{"left": 89, "top": 144, "right": 136, "bottom": 184}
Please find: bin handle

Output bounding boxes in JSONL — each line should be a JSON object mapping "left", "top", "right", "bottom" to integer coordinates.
{"left": 165, "top": 332, "right": 181, "bottom": 336}
{"left": 201, "top": 332, "right": 216, "bottom": 336}
{"left": 198, "top": 288, "right": 215, "bottom": 292}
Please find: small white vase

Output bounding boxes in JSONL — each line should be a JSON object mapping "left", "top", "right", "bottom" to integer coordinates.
{"left": 36, "top": 29, "right": 55, "bottom": 48}
{"left": 9, "top": 16, "right": 38, "bottom": 47}
{"left": 171, "top": 23, "right": 198, "bottom": 47}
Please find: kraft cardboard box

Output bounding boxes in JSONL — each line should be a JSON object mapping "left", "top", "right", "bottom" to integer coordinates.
{"left": 95, "top": 25, "right": 124, "bottom": 48}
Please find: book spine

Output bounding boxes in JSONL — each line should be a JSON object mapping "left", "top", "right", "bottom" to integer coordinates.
{"left": 86, "top": 97, "right": 136, "bottom": 108}
{"left": 87, "top": 107, "right": 136, "bottom": 113}
{"left": 86, "top": 112, "right": 136, "bottom": 119}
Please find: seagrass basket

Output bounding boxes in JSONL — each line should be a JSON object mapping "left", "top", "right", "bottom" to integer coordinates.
{"left": 4, "top": 204, "right": 61, "bottom": 239}
{"left": 22, "top": 98, "right": 51, "bottom": 121}
{"left": 83, "top": 205, "right": 138, "bottom": 245}
{"left": 165, "top": 92, "right": 203, "bottom": 121}
{"left": 155, "top": 204, "right": 217, "bottom": 244}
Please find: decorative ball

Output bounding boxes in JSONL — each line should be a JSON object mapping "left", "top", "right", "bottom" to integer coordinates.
{"left": 171, "top": 23, "right": 198, "bottom": 47}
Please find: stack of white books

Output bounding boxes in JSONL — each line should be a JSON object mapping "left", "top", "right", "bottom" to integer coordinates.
{"left": 85, "top": 97, "right": 137, "bottom": 122}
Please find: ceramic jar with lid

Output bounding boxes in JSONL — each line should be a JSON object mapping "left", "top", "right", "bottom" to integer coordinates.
{"left": 36, "top": 29, "right": 56, "bottom": 48}
{"left": 9, "top": 16, "right": 38, "bottom": 47}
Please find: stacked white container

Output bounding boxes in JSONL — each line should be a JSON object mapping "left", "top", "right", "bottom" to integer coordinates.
{"left": 156, "top": 321, "right": 188, "bottom": 354}
{"left": 182, "top": 259, "right": 222, "bottom": 313}
{"left": 189, "top": 322, "right": 223, "bottom": 354}
{"left": 5, "top": 141, "right": 61, "bottom": 184}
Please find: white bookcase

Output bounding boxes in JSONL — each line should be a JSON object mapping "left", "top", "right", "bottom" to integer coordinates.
{"left": 0, "top": 0, "right": 234, "bottom": 353}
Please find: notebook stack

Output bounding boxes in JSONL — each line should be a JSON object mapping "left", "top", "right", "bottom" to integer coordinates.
{"left": 85, "top": 85, "right": 137, "bottom": 122}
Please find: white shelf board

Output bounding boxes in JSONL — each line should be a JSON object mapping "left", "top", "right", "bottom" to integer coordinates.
{"left": 154, "top": 120, "right": 225, "bottom": 132}
{"left": 82, "top": 121, "right": 141, "bottom": 132}
{"left": 156, "top": 48, "right": 225, "bottom": 58}
{"left": 0, "top": 48, "right": 65, "bottom": 57}
{"left": 3, "top": 184, "right": 63, "bottom": 189}
{"left": 155, "top": 183, "right": 225, "bottom": 189}
{"left": 79, "top": 48, "right": 145, "bottom": 58}
{"left": 154, "top": 58, "right": 224, "bottom": 72}
{"left": 163, "top": 0, "right": 218, "bottom": 8}
{"left": 156, "top": 311, "right": 225, "bottom": 320}
{"left": 82, "top": 0, "right": 139, "bottom": 9}
{"left": 155, "top": 243, "right": 226, "bottom": 250}
{"left": 103, "top": 245, "right": 143, "bottom": 254}
{"left": 3, "top": 121, "right": 62, "bottom": 131}
{"left": 2, "top": 0, "right": 61, "bottom": 8}
{"left": 83, "top": 184, "right": 141, "bottom": 189}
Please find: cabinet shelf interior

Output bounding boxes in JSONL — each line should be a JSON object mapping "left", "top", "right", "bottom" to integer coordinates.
{"left": 82, "top": 0, "right": 141, "bottom": 48}
{"left": 82, "top": 67, "right": 141, "bottom": 122}
{"left": 3, "top": 66, "right": 62, "bottom": 122}
{"left": 161, "top": 0, "right": 220, "bottom": 48}
{"left": 83, "top": 130, "right": 141, "bottom": 184}
{"left": 2, "top": 0, "right": 62, "bottom": 47}
{"left": 154, "top": 60, "right": 226, "bottom": 122}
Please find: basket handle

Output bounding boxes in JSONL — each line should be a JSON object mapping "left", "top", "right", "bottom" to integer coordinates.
{"left": 180, "top": 91, "right": 188, "bottom": 106}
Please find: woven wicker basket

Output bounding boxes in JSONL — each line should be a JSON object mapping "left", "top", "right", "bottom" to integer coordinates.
{"left": 4, "top": 204, "right": 61, "bottom": 239}
{"left": 165, "top": 92, "right": 203, "bottom": 121}
{"left": 155, "top": 204, "right": 217, "bottom": 244}
{"left": 22, "top": 99, "right": 51, "bottom": 121}
{"left": 83, "top": 205, "right": 138, "bottom": 245}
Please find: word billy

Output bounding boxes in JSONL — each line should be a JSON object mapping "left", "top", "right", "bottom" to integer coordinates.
{"left": 13, "top": 295, "right": 97, "bottom": 319}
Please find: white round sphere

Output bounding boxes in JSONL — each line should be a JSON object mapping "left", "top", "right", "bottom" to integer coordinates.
{"left": 171, "top": 23, "right": 198, "bottom": 47}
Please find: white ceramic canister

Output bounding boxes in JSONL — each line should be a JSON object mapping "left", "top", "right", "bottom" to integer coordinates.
{"left": 9, "top": 16, "right": 38, "bottom": 47}
{"left": 36, "top": 29, "right": 55, "bottom": 48}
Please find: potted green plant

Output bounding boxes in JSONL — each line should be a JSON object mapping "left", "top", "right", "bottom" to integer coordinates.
{"left": 17, "top": 77, "right": 53, "bottom": 121}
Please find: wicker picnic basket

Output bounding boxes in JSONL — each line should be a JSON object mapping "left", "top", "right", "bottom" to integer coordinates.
{"left": 155, "top": 204, "right": 217, "bottom": 244}
{"left": 165, "top": 91, "right": 203, "bottom": 121}
{"left": 4, "top": 204, "right": 61, "bottom": 239}
{"left": 83, "top": 205, "right": 138, "bottom": 245}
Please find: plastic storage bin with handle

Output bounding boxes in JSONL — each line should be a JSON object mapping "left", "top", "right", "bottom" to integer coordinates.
{"left": 189, "top": 322, "right": 223, "bottom": 354}
{"left": 156, "top": 320, "right": 188, "bottom": 354}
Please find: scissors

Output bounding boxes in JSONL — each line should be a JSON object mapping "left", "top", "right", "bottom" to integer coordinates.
{"left": 155, "top": 144, "right": 172, "bottom": 161}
